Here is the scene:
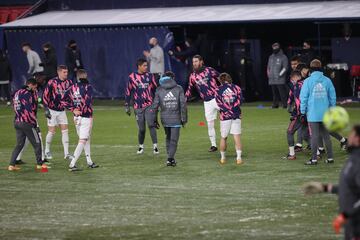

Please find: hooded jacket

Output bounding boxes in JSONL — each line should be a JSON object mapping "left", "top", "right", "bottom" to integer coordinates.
{"left": 300, "top": 71, "right": 336, "bottom": 122}
{"left": 152, "top": 77, "right": 187, "bottom": 127}
{"left": 267, "top": 49, "right": 288, "bottom": 85}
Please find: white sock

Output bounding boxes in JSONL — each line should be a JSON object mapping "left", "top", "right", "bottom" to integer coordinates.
{"left": 207, "top": 121, "right": 216, "bottom": 147}
{"left": 84, "top": 140, "right": 93, "bottom": 165}
{"left": 236, "top": 150, "right": 242, "bottom": 160}
{"left": 317, "top": 149, "right": 320, "bottom": 155}
{"left": 70, "top": 141, "right": 85, "bottom": 168}
{"left": 17, "top": 138, "right": 29, "bottom": 160}
{"left": 220, "top": 151, "right": 226, "bottom": 160}
{"left": 289, "top": 146, "right": 295, "bottom": 156}
{"left": 62, "top": 129, "right": 69, "bottom": 157}
{"left": 139, "top": 144, "right": 144, "bottom": 149}
{"left": 45, "top": 131, "right": 54, "bottom": 153}
{"left": 153, "top": 143, "right": 158, "bottom": 149}
{"left": 340, "top": 137, "right": 346, "bottom": 143}
{"left": 295, "top": 143, "right": 302, "bottom": 147}
{"left": 318, "top": 147, "right": 325, "bottom": 151}
{"left": 38, "top": 133, "right": 45, "bottom": 160}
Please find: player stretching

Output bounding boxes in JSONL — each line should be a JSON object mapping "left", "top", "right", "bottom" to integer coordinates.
{"left": 125, "top": 58, "right": 159, "bottom": 154}
{"left": 215, "top": 73, "right": 243, "bottom": 165}
{"left": 185, "top": 55, "right": 219, "bottom": 152}
{"left": 64, "top": 69, "right": 98, "bottom": 171}
{"left": 8, "top": 78, "right": 48, "bottom": 171}
{"left": 43, "top": 65, "right": 73, "bottom": 161}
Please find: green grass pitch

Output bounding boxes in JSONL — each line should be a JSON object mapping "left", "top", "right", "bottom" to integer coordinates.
{"left": 0, "top": 102, "right": 359, "bottom": 240}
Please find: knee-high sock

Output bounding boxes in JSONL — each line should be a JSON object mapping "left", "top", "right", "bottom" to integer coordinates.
{"left": 61, "top": 129, "right": 69, "bottom": 157}
{"left": 70, "top": 141, "right": 85, "bottom": 168}
{"left": 84, "top": 139, "right": 93, "bottom": 165}
{"left": 207, "top": 120, "right": 216, "bottom": 147}
{"left": 16, "top": 138, "right": 30, "bottom": 160}
{"left": 45, "top": 131, "right": 54, "bottom": 153}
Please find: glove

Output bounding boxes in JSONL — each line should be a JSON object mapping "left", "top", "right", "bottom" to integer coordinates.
{"left": 125, "top": 105, "right": 131, "bottom": 116}
{"left": 181, "top": 120, "right": 187, "bottom": 128}
{"left": 333, "top": 214, "right": 346, "bottom": 234}
{"left": 154, "top": 120, "right": 160, "bottom": 129}
{"left": 35, "top": 126, "right": 41, "bottom": 133}
{"left": 302, "top": 182, "right": 325, "bottom": 196}
{"left": 300, "top": 114, "right": 307, "bottom": 124}
{"left": 44, "top": 108, "right": 51, "bottom": 119}
{"left": 287, "top": 104, "right": 293, "bottom": 114}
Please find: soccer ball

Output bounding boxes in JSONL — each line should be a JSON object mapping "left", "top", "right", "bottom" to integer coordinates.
{"left": 323, "top": 106, "right": 349, "bottom": 132}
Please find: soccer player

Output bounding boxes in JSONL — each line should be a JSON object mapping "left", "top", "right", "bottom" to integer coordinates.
{"left": 185, "top": 55, "right": 219, "bottom": 152}
{"left": 125, "top": 58, "right": 159, "bottom": 154}
{"left": 215, "top": 73, "right": 243, "bottom": 165}
{"left": 151, "top": 71, "right": 187, "bottom": 167}
{"left": 303, "top": 125, "right": 360, "bottom": 239}
{"left": 43, "top": 65, "right": 73, "bottom": 161}
{"left": 8, "top": 78, "right": 48, "bottom": 171}
{"left": 300, "top": 59, "right": 336, "bottom": 165}
{"left": 284, "top": 71, "right": 308, "bottom": 160}
{"left": 64, "top": 69, "right": 98, "bottom": 171}
{"left": 15, "top": 73, "right": 48, "bottom": 165}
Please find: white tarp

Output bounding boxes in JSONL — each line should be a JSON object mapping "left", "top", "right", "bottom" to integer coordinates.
{"left": 3, "top": 1, "right": 360, "bottom": 27}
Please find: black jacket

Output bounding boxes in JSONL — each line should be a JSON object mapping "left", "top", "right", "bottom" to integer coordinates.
{"left": 41, "top": 47, "right": 57, "bottom": 80}
{"left": 0, "top": 54, "right": 11, "bottom": 81}
{"left": 336, "top": 148, "right": 360, "bottom": 218}
{"left": 65, "top": 47, "right": 83, "bottom": 73}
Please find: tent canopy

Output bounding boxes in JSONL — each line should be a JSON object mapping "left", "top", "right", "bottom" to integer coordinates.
{"left": 2, "top": 1, "right": 360, "bottom": 28}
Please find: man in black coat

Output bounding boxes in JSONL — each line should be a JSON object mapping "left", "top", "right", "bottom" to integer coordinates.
{"left": 303, "top": 125, "right": 360, "bottom": 240}
{"left": 40, "top": 42, "right": 57, "bottom": 81}
{"left": 65, "top": 40, "right": 83, "bottom": 81}
{"left": 0, "top": 49, "right": 12, "bottom": 105}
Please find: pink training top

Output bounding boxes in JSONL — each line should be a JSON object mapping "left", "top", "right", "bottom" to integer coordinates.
{"left": 215, "top": 83, "right": 242, "bottom": 121}
{"left": 185, "top": 66, "right": 219, "bottom": 102}
{"left": 125, "top": 72, "right": 157, "bottom": 109}
{"left": 43, "top": 77, "right": 73, "bottom": 111}
{"left": 64, "top": 82, "right": 93, "bottom": 118}
{"left": 13, "top": 87, "right": 38, "bottom": 126}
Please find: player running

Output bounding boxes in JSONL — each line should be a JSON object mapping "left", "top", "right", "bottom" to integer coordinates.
{"left": 215, "top": 73, "right": 243, "bottom": 165}
{"left": 43, "top": 65, "right": 73, "bottom": 161}
{"left": 125, "top": 58, "right": 159, "bottom": 155}
{"left": 185, "top": 55, "right": 219, "bottom": 152}
{"left": 64, "top": 69, "right": 98, "bottom": 171}
{"left": 8, "top": 78, "right": 48, "bottom": 171}
{"left": 151, "top": 71, "right": 187, "bottom": 167}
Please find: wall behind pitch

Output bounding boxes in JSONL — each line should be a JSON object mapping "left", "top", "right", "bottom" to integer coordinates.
{"left": 5, "top": 26, "right": 173, "bottom": 98}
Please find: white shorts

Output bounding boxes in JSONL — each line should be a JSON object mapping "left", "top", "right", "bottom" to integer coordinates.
{"left": 204, "top": 98, "right": 218, "bottom": 122}
{"left": 47, "top": 109, "right": 68, "bottom": 127}
{"left": 220, "top": 119, "right": 242, "bottom": 138}
{"left": 74, "top": 117, "right": 93, "bottom": 139}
